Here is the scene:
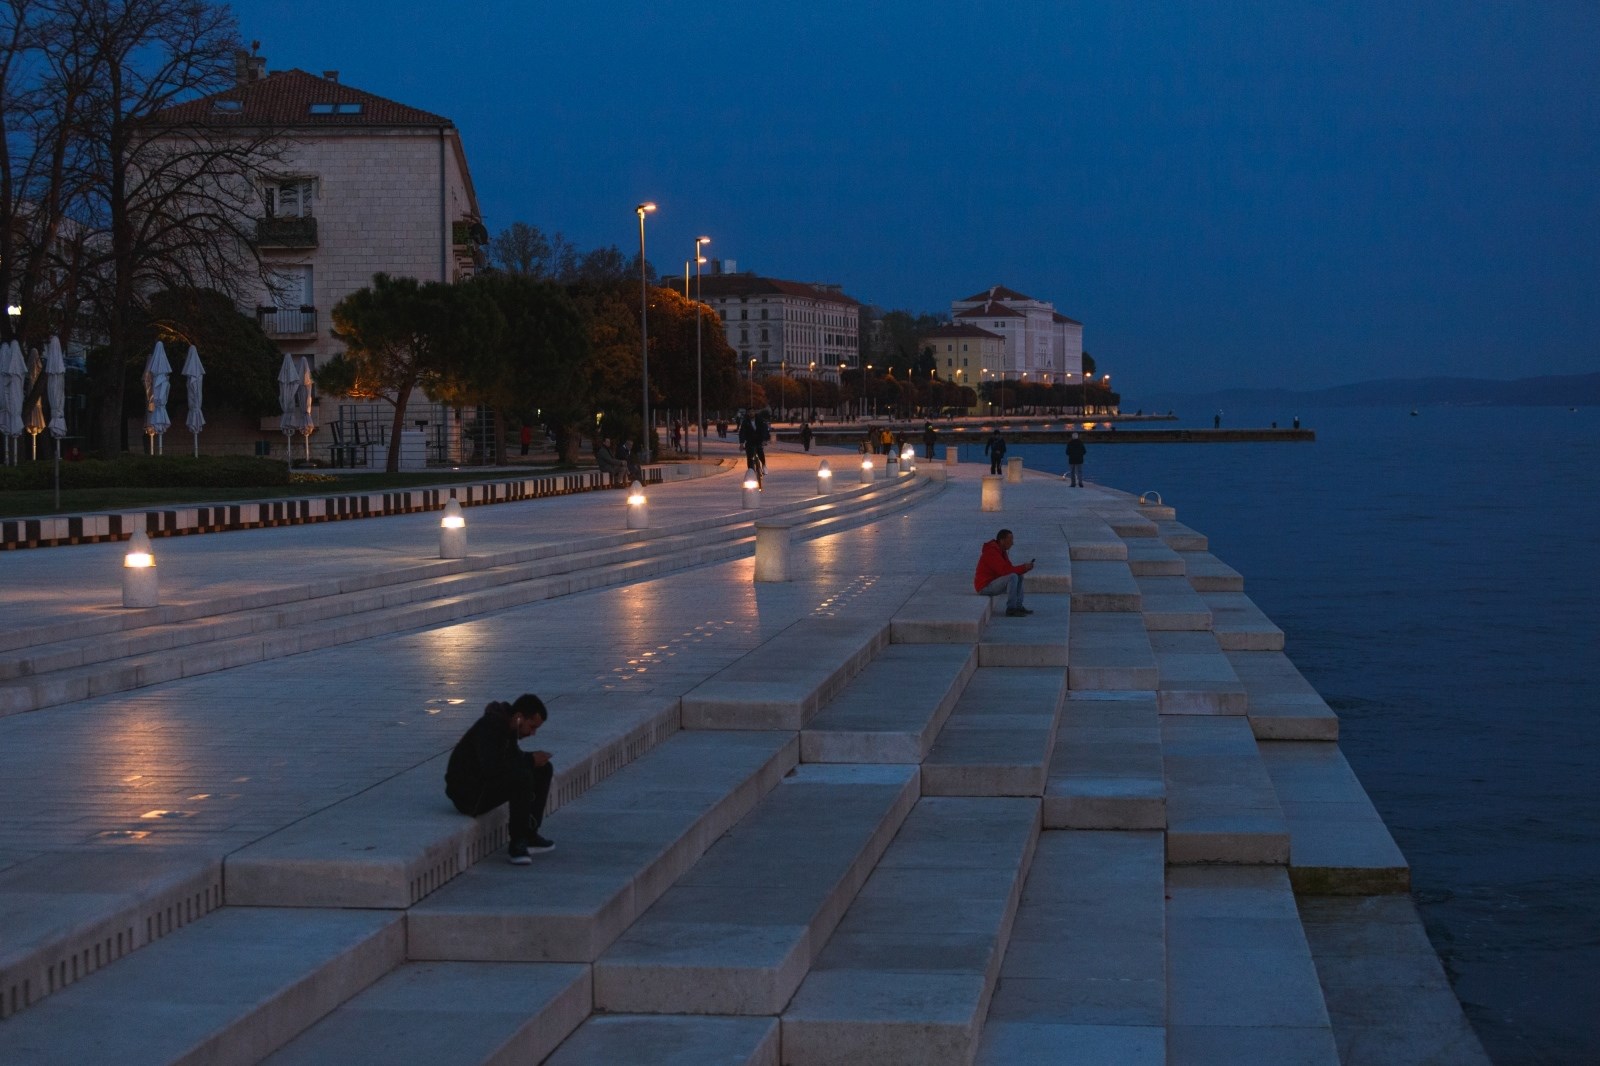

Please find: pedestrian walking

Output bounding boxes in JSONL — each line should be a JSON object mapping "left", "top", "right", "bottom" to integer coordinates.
{"left": 1065, "top": 432, "right": 1086, "bottom": 487}
{"left": 984, "top": 429, "right": 1007, "bottom": 475}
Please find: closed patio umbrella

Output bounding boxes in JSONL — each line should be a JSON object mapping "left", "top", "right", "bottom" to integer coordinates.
{"left": 297, "top": 357, "right": 315, "bottom": 462}
{"left": 182, "top": 345, "right": 205, "bottom": 457}
{"left": 24, "top": 347, "right": 44, "bottom": 459}
{"left": 46, "top": 336, "right": 66, "bottom": 508}
{"left": 143, "top": 341, "right": 172, "bottom": 455}
{"left": 277, "top": 353, "right": 301, "bottom": 465}
{"left": 0, "top": 340, "right": 25, "bottom": 466}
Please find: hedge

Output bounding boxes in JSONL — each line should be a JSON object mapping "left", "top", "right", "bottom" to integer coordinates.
{"left": 0, "top": 455, "right": 292, "bottom": 492}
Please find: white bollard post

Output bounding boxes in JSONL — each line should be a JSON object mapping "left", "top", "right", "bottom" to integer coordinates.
{"left": 626, "top": 481, "right": 649, "bottom": 528}
{"left": 981, "top": 475, "right": 1003, "bottom": 512}
{"left": 742, "top": 473, "right": 761, "bottom": 509}
{"left": 885, "top": 454, "right": 898, "bottom": 478}
{"left": 816, "top": 459, "right": 833, "bottom": 495}
{"left": 945, "top": 447, "right": 959, "bottom": 466}
{"left": 439, "top": 498, "right": 467, "bottom": 559}
{"left": 1005, "top": 455, "right": 1023, "bottom": 483}
{"left": 901, "top": 446, "right": 916, "bottom": 474}
{"left": 754, "top": 520, "right": 794, "bottom": 582}
{"left": 926, "top": 464, "right": 947, "bottom": 482}
{"left": 121, "top": 530, "right": 158, "bottom": 608}
{"left": 860, "top": 457, "right": 874, "bottom": 484}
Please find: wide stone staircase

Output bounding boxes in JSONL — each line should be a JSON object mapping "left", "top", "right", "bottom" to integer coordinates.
{"left": 0, "top": 484, "right": 1486, "bottom": 1065}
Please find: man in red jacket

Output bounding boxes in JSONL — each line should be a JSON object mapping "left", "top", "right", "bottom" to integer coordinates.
{"left": 974, "top": 528, "right": 1035, "bottom": 616}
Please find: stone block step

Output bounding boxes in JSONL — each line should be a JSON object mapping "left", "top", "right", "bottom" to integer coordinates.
{"left": 0, "top": 907, "right": 403, "bottom": 1066}
{"left": 406, "top": 730, "right": 798, "bottom": 962}
{"left": 977, "top": 594, "right": 1070, "bottom": 667}
{"left": 547, "top": 1016, "right": 779, "bottom": 1065}
{"left": 1151, "top": 630, "right": 1247, "bottom": 714}
{"left": 781, "top": 797, "right": 1039, "bottom": 1066}
{"left": 1227, "top": 650, "right": 1340, "bottom": 740}
{"left": 681, "top": 618, "right": 889, "bottom": 730}
{"left": 1260, "top": 742, "right": 1410, "bottom": 894}
{"left": 1135, "top": 575, "right": 1213, "bottom": 631}
{"left": 1298, "top": 896, "right": 1492, "bottom": 1064}
{"left": 592, "top": 764, "right": 919, "bottom": 1015}
{"left": 1202, "top": 590, "right": 1285, "bottom": 650}
{"left": 1162, "top": 717, "right": 1290, "bottom": 864}
{"left": 1067, "top": 613, "right": 1157, "bottom": 691}
{"left": 1058, "top": 516, "right": 1127, "bottom": 560}
{"left": 262, "top": 962, "right": 590, "bottom": 1066}
{"left": 802, "top": 645, "right": 976, "bottom": 763}
{"left": 923, "top": 668, "right": 1067, "bottom": 797}
{"left": 226, "top": 694, "right": 678, "bottom": 909}
{"left": 889, "top": 574, "right": 993, "bottom": 644}
{"left": 1155, "top": 519, "right": 1208, "bottom": 552}
{"left": 1091, "top": 505, "right": 1159, "bottom": 539}
{"left": 976, "top": 830, "right": 1166, "bottom": 1065}
{"left": 1183, "top": 551, "right": 1244, "bottom": 592}
{"left": 0, "top": 849, "right": 222, "bottom": 1020}
{"left": 1043, "top": 694, "right": 1165, "bottom": 829}
{"left": 1069, "top": 559, "right": 1141, "bottom": 612}
{"left": 1124, "top": 538, "right": 1185, "bottom": 576}
{"left": 1166, "top": 867, "right": 1338, "bottom": 1062}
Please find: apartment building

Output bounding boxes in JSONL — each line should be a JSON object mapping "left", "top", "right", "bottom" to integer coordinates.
{"left": 920, "top": 323, "right": 1005, "bottom": 386}
{"left": 694, "top": 270, "right": 860, "bottom": 383}
{"left": 948, "top": 285, "right": 1084, "bottom": 384}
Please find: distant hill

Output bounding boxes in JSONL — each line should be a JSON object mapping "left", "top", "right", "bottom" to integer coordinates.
{"left": 1136, "top": 372, "right": 1600, "bottom": 411}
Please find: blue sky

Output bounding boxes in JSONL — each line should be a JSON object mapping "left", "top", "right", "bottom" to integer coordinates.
{"left": 230, "top": 1, "right": 1598, "bottom": 393}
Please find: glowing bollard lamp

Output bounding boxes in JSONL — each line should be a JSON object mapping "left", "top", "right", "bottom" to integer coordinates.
{"left": 626, "top": 481, "right": 649, "bottom": 529}
{"left": 860, "top": 457, "right": 874, "bottom": 484}
{"left": 901, "top": 445, "right": 916, "bottom": 474}
{"left": 885, "top": 451, "right": 898, "bottom": 478}
{"left": 816, "top": 459, "right": 833, "bottom": 494}
{"left": 122, "top": 530, "right": 158, "bottom": 608}
{"left": 439, "top": 498, "right": 467, "bottom": 559}
{"left": 981, "top": 475, "right": 1003, "bottom": 512}
{"left": 742, "top": 473, "right": 761, "bottom": 509}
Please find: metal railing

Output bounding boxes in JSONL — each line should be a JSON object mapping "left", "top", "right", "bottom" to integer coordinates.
{"left": 257, "top": 306, "right": 318, "bottom": 336}
{"left": 256, "top": 216, "right": 318, "bottom": 248}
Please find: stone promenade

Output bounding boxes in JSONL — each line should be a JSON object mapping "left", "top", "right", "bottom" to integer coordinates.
{"left": 0, "top": 439, "right": 1487, "bottom": 1064}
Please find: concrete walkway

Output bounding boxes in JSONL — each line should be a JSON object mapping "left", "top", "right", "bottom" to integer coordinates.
{"left": 0, "top": 439, "right": 1486, "bottom": 1064}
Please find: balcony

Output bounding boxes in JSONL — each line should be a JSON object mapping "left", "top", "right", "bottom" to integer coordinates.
{"left": 257, "top": 306, "right": 318, "bottom": 337}
{"left": 256, "top": 216, "right": 319, "bottom": 248}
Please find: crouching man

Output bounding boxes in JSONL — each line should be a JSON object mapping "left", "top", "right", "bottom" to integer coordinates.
{"left": 446, "top": 694, "right": 554, "bottom": 864}
{"left": 974, "top": 528, "right": 1035, "bottom": 617}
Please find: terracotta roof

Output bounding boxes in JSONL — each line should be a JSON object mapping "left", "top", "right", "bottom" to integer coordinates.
{"left": 1052, "top": 311, "right": 1082, "bottom": 325}
{"left": 921, "top": 323, "right": 1002, "bottom": 339}
{"left": 954, "top": 303, "right": 1023, "bottom": 319}
{"left": 153, "top": 69, "right": 452, "bottom": 128}
{"left": 957, "top": 284, "right": 1035, "bottom": 303}
{"left": 695, "top": 273, "right": 861, "bottom": 307}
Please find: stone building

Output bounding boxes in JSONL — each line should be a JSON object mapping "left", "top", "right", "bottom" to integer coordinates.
{"left": 920, "top": 323, "right": 1005, "bottom": 387}
{"left": 949, "top": 285, "right": 1084, "bottom": 386}
{"left": 694, "top": 270, "right": 861, "bottom": 385}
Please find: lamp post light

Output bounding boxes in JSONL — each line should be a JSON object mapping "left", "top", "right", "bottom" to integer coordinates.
{"left": 807, "top": 360, "right": 815, "bottom": 419}
{"left": 439, "top": 497, "right": 466, "bottom": 559}
{"left": 749, "top": 358, "right": 757, "bottom": 410}
{"left": 626, "top": 481, "right": 649, "bottom": 529}
{"left": 1080, "top": 370, "right": 1088, "bottom": 418}
{"left": 816, "top": 458, "right": 832, "bottom": 494}
{"left": 122, "top": 530, "right": 158, "bottom": 608}
{"left": 694, "top": 236, "right": 710, "bottom": 459}
{"left": 636, "top": 201, "right": 656, "bottom": 463}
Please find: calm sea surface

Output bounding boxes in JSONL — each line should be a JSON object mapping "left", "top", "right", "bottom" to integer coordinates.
{"left": 960, "top": 408, "right": 1600, "bottom": 1064}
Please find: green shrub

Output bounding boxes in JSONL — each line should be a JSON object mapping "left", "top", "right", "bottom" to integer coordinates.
{"left": 0, "top": 455, "right": 291, "bottom": 492}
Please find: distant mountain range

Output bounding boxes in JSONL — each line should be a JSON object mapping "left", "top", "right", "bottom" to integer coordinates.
{"left": 1136, "top": 372, "right": 1600, "bottom": 411}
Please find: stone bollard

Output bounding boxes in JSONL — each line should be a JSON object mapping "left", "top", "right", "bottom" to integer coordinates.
{"left": 122, "top": 530, "right": 158, "bottom": 608}
{"left": 742, "top": 473, "right": 761, "bottom": 509}
{"left": 885, "top": 455, "right": 898, "bottom": 478}
{"left": 945, "top": 447, "right": 959, "bottom": 467}
{"left": 1005, "top": 455, "right": 1023, "bottom": 483}
{"left": 754, "top": 519, "right": 796, "bottom": 582}
{"left": 439, "top": 498, "right": 467, "bottom": 559}
{"left": 982, "top": 475, "right": 1003, "bottom": 512}
{"left": 859, "top": 457, "right": 875, "bottom": 484}
{"left": 926, "top": 464, "right": 948, "bottom": 482}
{"left": 816, "top": 459, "right": 833, "bottom": 494}
{"left": 626, "top": 481, "right": 649, "bottom": 529}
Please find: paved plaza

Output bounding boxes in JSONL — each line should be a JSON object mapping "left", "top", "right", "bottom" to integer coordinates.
{"left": 0, "top": 439, "right": 1488, "bottom": 1064}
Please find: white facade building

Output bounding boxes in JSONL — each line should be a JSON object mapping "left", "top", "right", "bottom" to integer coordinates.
{"left": 695, "top": 270, "right": 860, "bottom": 384}
{"left": 948, "top": 285, "right": 1083, "bottom": 386}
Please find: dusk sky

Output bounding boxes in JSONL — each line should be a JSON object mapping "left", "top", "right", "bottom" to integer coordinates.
{"left": 230, "top": 1, "right": 1598, "bottom": 395}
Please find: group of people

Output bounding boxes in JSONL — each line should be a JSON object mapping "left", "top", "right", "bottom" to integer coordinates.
{"left": 983, "top": 428, "right": 1088, "bottom": 486}
{"left": 592, "top": 437, "right": 642, "bottom": 486}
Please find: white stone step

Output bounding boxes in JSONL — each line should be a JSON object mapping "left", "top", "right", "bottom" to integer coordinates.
{"left": 976, "top": 830, "right": 1166, "bottom": 1065}
{"left": 889, "top": 575, "right": 993, "bottom": 644}
{"left": 546, "top": 1016, "right": 779, "bottom": 1065}
{"left": 923, "top": 668, "right": 1067, "bottom": 797}
{"left": 1202, "top": 590, "right": 1285, "bottom": 650}
{"left": 1124, "top": 538, "right": 1185, "bottom": 576}
{"left": 1067, "top": 613, "right": 1157, "bottom": 691}
{"left": 781, "top": 797, "right": 1039, "bottom": 1066}
{"left": 1227, "top": 650, "right": 1340, "bottom": 740}
{"left": 1162, "top": 717, "right": 1290, "bottom": 864}
{"left": 226, "top": 694, "right": 678, "bottom": 909}
{"left": 1260, "top": 742, "right": 1410, "bottom": 894}
{"left": 1069, "top": 560, "right": 1141, "bottom": 612}
{"left": 1058, "top": 516, "right": 1127, "bottom": 560}
{"left": 1155, "top": 519, "right": 1207, "bottom": 552}
{"left": 802, "top": 645, "right": 976, "bottom": 763}
{"left": 1183, "top": 551, "right": 1244, "bottom": 592}
{"left": 1043, "top": 694, "right": 1165, "bottom": 829}
{"left": 0, "top": 848, "right": 221, "bottom": 1020}
{"left": 0, "top": 907, "right": 403, "bottom": 1066}
{"left": 977, "top": 594, "right": 1071, "bottom": 667}
{"left": 1166, "top": 867, "right": 1338, "bottom": 1062}
{"left": 1135, "top": 575, "right": 1213, "bottom": 631}
{"left": 1298, "top": 896, "right": 1492, "bottom": 1064}
{"left": 1150, "top": 630, "right": 1248, "bottom": 714}
{"left": 592, "top": 764, "right": 919, "bottom": 1015}
{"left": 1091, "top": 505, "right": 1159, "bottom": 539}
{"left": 681, "top": 618, "right": 889, "bottom": 730}
{"left": 262, "top": 962, "right": 590, "bottom": 1066}
{"left": 407, "top": 730, "right": 797, "bottom": 963}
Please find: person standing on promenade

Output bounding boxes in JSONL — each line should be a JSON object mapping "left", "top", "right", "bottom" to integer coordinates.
{"left": 1065, "top": 432, "right": 1086, "bottom": 487}
{"left": 974, "top": 528, "right": 1035, "bottom": 617}
{"left": 445, "top": 695, "right": 555, "bottom": 864}
{"left": 985, "top": 429, "right": 1007, "bottom": 475}
{"left": 924, "top": 421, "right": 937, "bottom": 460}
{"left": 519, "top": 423, "right": 532, "bottom": 457}
{"left": 800, "top": 420, "right": 813, "bottom": 452}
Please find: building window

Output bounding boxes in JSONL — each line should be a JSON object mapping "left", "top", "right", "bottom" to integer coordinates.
{"left": 761, "top": 329, "right": 769, "bottom": 342}
{"left": 264, "top": 178, "right": 316, "bottom": 217}
{"left": 760, "top": 309, "right": 768, "bottom": 320}
{"left": 308, "top": 102, "right": 363, "bottom": 115}
{"left": 741, "top": 310, "right": 748, "bottom": 320}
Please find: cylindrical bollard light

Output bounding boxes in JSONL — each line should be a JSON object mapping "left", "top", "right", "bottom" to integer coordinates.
{"left": 742, "top": 473, "right": 761, "bottom": 509}
{"left": 439, "top": 498, "right": 467, "bottom": 559}
{"left": 901, "top": 445, "right": 916, "bottom": 474}
{"left": 885, "top": 454, "right": 898, "bottom": 478}
{"left": 981, "top": 474, "right": 1003, "bottom": 512}
{"left": 122, "top": 530, "right": 158, "bottom": 608}
{"left": 626, "top": 480, "right": 649, "bottom": 528}
{"left": 1005, "top": 455, "right": 1023, "bottom": 483}
{"left": 816, "top": 459, "right": 833, "bottom": 494}
{"left": 754, "top": 520, "right": 794, "bottom": 582}
{"left": 945, "top": 446, "right": 959, "bottom": 466}
{"left": 860, "top": 457, "right": 874, "bottom": 484}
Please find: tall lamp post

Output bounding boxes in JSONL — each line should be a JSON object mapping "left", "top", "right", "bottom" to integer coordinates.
{"left": 749, "top": 358, "right": 757, "bottom": 411}
{"left": 1080, "top": 370, "right": 1088, "bottom": 418}
{"left": 636, "top": 201, "right": 656, "bottom": 462}
{"left": 694, "top": 235, "right": 710, "bottom": 459}
{"left": 808, "top": 360, "right": 815, "bottom": 419}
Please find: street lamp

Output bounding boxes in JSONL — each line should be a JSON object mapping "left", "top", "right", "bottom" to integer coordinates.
{"left": 808, "top": 360, "right": 815, "bottom": 419}
{"left": 694, "top": 235, "right": 710, "bottom": 459}
{"left": 636, "top": 201, "right": 656, "bottom": 463}
{"left": 749, "top": 358, "right": 757, "bottom": 410}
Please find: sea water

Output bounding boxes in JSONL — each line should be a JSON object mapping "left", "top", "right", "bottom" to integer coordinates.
{"left": 959, "top": 408, "right": 1600, "bottom": 1064}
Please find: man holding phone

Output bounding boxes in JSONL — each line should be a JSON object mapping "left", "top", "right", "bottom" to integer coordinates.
{"left": 974, "top": 528, "right": 1035, "bottom": 617}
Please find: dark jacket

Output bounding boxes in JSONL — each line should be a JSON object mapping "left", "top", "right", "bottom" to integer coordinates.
{"left": 446, "top": 703, "right": 521, "bottom": 799}
{"left": 984, "top": 433, "right": 1006, "bottom": 457}
{"left": 1066, "top": 438, "right": 1086, "bottom": 464}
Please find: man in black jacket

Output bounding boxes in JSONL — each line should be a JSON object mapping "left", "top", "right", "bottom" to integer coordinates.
{"left": 445, "top": 694, "right": 554, "bottom": 864}
{"left": 1065, "top": 432, "right": 1087, "bottom": 487}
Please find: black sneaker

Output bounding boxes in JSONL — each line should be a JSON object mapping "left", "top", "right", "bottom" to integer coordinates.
{"left": 507, "top": 840, "right": 533, "bottom": 865}
{"left": 527, "top": 832, "right": 555, "bottom": 854}
{"left": 1005, "top": 607, "right": 1029, "bottom": 617}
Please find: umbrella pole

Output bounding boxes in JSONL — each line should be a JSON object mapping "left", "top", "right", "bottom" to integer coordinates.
{"left": 54, "top": 438, "right": 60, "bottom": 511}
{"left": 193, "top": 432, "right": 198, "bottom": 458}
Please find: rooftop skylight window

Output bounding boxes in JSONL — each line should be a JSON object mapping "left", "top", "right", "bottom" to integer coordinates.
{"left": 308, "top": 102, "right": 362, "bottom": 115}
{"left": 213, "top": 100, "right": 242, "bottom": 113}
